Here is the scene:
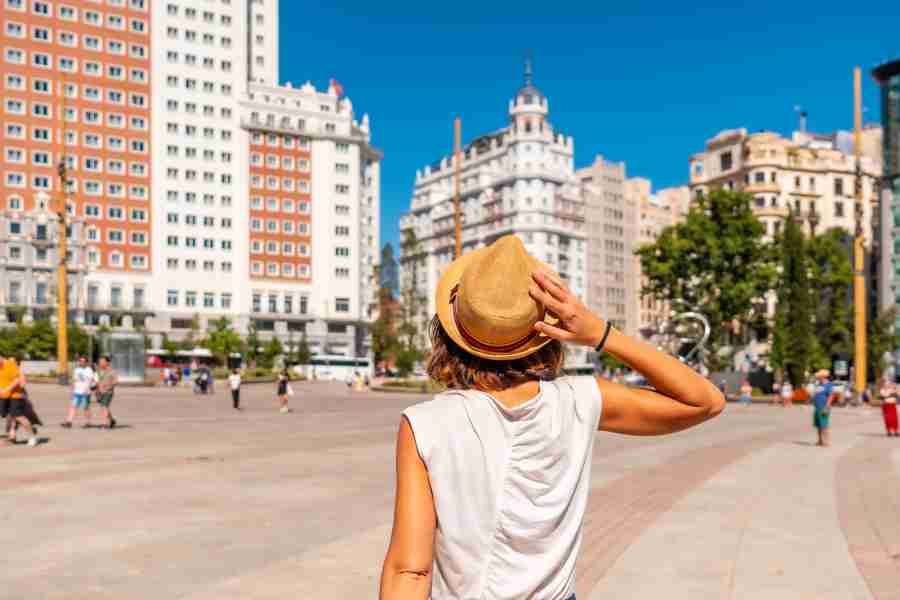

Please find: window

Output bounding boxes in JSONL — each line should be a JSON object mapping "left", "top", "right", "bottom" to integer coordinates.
{"left": 835, "top": 202, "right": 844, "bottom": 218}
{"left": 335, "top": 247, "right": 350, "bottom": 257}
{"left": 835, "top": 178, "right": 844, "bottom": 196}
{"left": 186, "top": 291, "right": 197, "bottom": 307}
{"left": 221, "top": 293, "right": 232, "bottom": 309}
{"left": 719, "top": 151, "right": 732, "bottom": 172}
{"left": 335, "top": 298, "right": 350, "bottom": 313}
{"left": 203, "top": 293, "right": 214, "bottom": 308}
{"left": 335, "top": 267, "right": 350, "bottom": 278}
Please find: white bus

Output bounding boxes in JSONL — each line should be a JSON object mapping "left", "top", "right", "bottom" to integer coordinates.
{"left": 295, "top": 354, "right": 372, "bottom": 382}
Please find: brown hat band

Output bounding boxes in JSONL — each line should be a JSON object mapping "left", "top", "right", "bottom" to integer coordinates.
{"left": 450, "top": 285, "right": 541, "bottom": 355}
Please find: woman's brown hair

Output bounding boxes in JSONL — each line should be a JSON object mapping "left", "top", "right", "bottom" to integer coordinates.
{"left": 426, "top": 315, "right": 565, "bottom": 391}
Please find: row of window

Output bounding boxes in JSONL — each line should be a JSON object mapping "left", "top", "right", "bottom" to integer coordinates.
{"left": 163, "top": 236, "right": 233, "bottom": 251}
{"left": 5, "top": 117, "right": 148, "bottom": 141}
{"left": 165, "top": 191, "right": 232, "bottom": 207}
{"left": 164, "top": 51, "right": 234, "bottom": 73}
{"left": 250, "top": 153, "right": 311, "bottom": 171}
{"left": 165, "top": 146, "right": 232, "bottom": 163}
{"left": 250, "top": 262, "right": 311, "bottom": 279}
{"left": 250, "top": 176, "right": 310, "bottom": 193}
{"left": 165, "top": 4, "right": 232, "bottom": 25}
{"left": 164, "top": 27, "right": 233, "bottom": 48}
{"left": 6, "top": 75, "right": 147, "bottom": 99}
{"left": 250, "top": 131, "right": 330, "bottom": 150}
{"left": 167, "top": 290, "right": 232, "bottom": 310}
{"left": 5, "top": 1, "right": 148, "bottom": 22}
{"left": 165, "top": 213, "right": 231, "bottom": 228}
{"left": 6, "top": 136, "right": 146, "bottom": 159}
{"left": 166, "top": 75, "right": 236, "bottom": 94}
{"left": 753, "top": 196, "right": 851, "bottom": 218}
{"left": 250, "top": 197, "right": 310, "bottom": 214}
{"left": 250, "top": 220, "right": 311, "bottom": 235}
{"left": 5, "top": 152, "right": 148, "bottom": 177}
{"left": 4, "top": 46, "right": 148, "bottom": 69}
{"left": 250, "top": 240, "right": 310, "bottom": 256}
{"left": 5, "top": 22, "right": 149, "bottom": 53}
{"left": 165, "top": 169, "right": 232, "bottom": 185}
{"left": 165, "top": 258, "right": 232, "bottom": 273}
{"left": 86, "top": 249, "right": 146, "bottom": 269}
{"left": 249, "top": 293, "right": 314, "bottom": 317}
{"left": 5, "top": 173, "right": 148, "bottom": 197}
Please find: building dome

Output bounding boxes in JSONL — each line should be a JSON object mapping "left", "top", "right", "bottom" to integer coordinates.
{"left": 515, "top": 57, "right": 544, "bottom": 106}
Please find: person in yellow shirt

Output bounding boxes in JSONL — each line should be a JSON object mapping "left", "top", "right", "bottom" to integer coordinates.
{"left": 0, "top": 354, "right": 38, "bottom": 447}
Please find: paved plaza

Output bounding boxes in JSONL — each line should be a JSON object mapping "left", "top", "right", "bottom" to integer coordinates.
{"left": 2, "top": 381, "right": 899, "bottom": 599}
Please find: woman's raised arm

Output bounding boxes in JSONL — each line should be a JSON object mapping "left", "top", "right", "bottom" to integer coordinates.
{"left": 530, "top": 269, "right": 725, "bottom": 435}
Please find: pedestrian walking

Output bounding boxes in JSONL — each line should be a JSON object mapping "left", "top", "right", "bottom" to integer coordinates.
{"left": 0, "top": 354, "right": 40, "bottom": 447}
{"left": 379, "top": 235, "right": 724, "bottom": 599}
{"left": 62, "top": 356, "right": 95, "bottom": 428}
{"left": 95, "top": 356, "right": 118, "bottom": 429}
{"left": 229, "top": 368, "right": 242, "bottom": 410}
{"left": 739, "top": 379, "right": 753, "bottom": 406}
{"left": 879, "top": 379, "right": 898, "bottom": 437}
{"left": 277, "top": 369, "right": 292, "bottom": 413}
{"left": 811, "top": 369, "right": 837, "bottom": 447}
{"left": 781, "top": 380, "right": 793, "bottom": 408}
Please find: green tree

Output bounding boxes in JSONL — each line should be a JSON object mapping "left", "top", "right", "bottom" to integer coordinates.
{"left": 245, "top": 322, "right": 261, "bottom": 366}
{"left": 260, "top": 336, "right": 284, "bottom": 369}
{"left": 66, "top": 322, "right": 90, "bottom": 358}
{"left": 205, "top": 317, "right": 243, "bottom": 366}
{"left": 295, "top": 333, "right": 312, "bottom": 365}
{"left": 637, "top": 189, "right": 777, "bottom": 370}
{"left": 777, "top": 210, "right": 814, "bottom": 385}
{"left": 398, "top": 229, "right": 429, "bottom": 363}
{"left": 395, "top": 347, "right": 419, "bottom": 378}
{"left": 23, "top": 319, "right": 57, "bottom": 360}
{"left": 371, "top": 285, "right": 399, "bottom": 366}
{"left": 807, "top": 228, "right": 854, "bottom": 367}
{"left": 868, "top": 307, "right": 899, "bottom": 383}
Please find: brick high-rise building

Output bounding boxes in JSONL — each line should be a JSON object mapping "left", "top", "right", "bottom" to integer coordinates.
{"left": 1, "top": 0, "right": 152, "bottom": 325}
{"left": 1, "top": 0, "right": 382, "bottom": 360}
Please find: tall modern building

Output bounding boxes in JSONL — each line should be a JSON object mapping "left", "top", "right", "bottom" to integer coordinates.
{"left": 1, "top": 0, "right": 152, "bottom": 327}
{"left": 399, "top": 61, "right": 589, "bottom": 368}
{"left": 577, "top": 155, "right": 638, "bottom": 337}
{"left": 0, "top": 0, "right": 381, "bottom": 358}
{"left": 873, "top": 59, "right": 900, "bottom": 326}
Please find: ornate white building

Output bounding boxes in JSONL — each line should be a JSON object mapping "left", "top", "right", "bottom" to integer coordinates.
{"left": 400, "top": 62, "right": 590, "bottom": 368}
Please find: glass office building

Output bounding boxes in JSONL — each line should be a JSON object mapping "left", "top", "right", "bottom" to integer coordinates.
{"left": 873, "top": 60, "right": 900, "bottom": 331}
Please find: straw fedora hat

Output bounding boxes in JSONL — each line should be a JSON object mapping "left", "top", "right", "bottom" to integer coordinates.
{"left": 435, "top": 235, "right": 557, "bottom": 361}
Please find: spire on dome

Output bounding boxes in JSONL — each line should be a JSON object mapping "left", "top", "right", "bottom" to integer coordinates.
{"left": 524, "top": 52, "right": 533, "bottom": 86}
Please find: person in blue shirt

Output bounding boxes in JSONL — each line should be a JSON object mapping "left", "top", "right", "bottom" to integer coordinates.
{"left": 811, "top": 369, "right": 837, "bottom": 446}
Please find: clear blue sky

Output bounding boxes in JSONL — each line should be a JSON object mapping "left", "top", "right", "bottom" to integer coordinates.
{"left": 279, "top": 1, "right": 900, "bottom": 251}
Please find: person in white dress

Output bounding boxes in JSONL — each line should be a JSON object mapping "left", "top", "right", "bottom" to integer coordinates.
{"left": 379, "top": 235, "right": 725, "bottom": 600}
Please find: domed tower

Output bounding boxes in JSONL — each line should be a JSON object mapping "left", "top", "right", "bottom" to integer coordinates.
{"left": 509, "top": 56, "right": 549, "bottom": 135}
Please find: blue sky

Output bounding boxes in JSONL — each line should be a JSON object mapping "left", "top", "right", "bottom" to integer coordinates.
{"left": 279, "top": 1, "right": 900, "bottom": 251}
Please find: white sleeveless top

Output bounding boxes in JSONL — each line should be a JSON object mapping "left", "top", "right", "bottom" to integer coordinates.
{"left": 402, "top": 375, "right": 602, "bottom": 600}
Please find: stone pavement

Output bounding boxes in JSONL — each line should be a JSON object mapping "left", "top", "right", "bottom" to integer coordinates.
{"left": 2, "top": 383, "right": 898, "bottom": 599}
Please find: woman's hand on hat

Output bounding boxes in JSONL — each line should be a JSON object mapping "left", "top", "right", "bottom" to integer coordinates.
{"left": 529, "top": 269, "right": 606, "bottom": 347}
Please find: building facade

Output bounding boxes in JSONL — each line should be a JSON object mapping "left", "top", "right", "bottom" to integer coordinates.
{"left": 688, "top": 128, "right": 881, "bottom": 241}
{"left": 399, "top": 63, "right": 589, "bottom": 368}
{"left": 577, "top": 155, "right": 638, "bottom": 337}
{"left": 2, "top": 0, "right": 152, "bottom": 326}
{"left": 874, "top": 60, "right": 900, "bottom": 328}
{"left": 625, "top": 179, "right": 688, "bottom": 337}
{"left": 1, "top": 0, "right": 381, "bottom": 358}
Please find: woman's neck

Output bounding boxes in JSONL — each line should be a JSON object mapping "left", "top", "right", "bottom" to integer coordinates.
{"left": 478, "top": 380, "right": 541, "bottom": 409}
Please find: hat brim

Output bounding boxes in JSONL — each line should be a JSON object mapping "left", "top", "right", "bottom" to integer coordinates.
{"left": 435, "top": 247, "right": 558, "bottom": 361}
